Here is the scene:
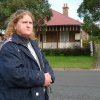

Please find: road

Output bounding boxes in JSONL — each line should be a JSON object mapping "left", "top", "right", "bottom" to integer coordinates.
{"left": 50, "top": 70, "right": 100, "bottom": 100}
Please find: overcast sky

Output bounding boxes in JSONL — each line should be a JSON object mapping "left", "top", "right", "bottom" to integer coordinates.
{"left": 48, "top": 0, "right": 83, "bottom": 22}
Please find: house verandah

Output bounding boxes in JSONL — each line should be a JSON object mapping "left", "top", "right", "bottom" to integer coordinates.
{"left": 35, "top": 3, "right": 83, "bottom": 49}
{"left": 36, "top": 25, "right": 81, "bottom": 49}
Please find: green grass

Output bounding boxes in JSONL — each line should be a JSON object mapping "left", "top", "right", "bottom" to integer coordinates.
{"left": 46, "top": 55, "right": 96, "bottom": 69}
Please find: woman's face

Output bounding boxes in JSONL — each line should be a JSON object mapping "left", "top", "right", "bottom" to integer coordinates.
{"left": 15, "top": 14, "right": 33, "bottom": 38}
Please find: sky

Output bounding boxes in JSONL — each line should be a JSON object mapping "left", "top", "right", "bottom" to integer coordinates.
{"left": 48, "top": 0, "right": 83, "bottom": 22}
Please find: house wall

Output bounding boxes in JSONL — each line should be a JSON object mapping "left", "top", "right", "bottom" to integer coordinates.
{"left": 39, "top": 42, "right": 80, "bottom": 49}
{"left": 69, "top": 32, "right": 75, "bottom": 42}
{"left": 81, "top": 30, "right": 89, "bottom": 40}
{"left": 38, "top": 31, "right": 81, "bottom": 48}
{"left": 46, "top": 31, "right": 60, "bottom": 42}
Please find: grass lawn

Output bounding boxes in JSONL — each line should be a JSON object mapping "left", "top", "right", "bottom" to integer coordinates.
{"left": 46, "top": 55, "right": 96, "bottom": 69}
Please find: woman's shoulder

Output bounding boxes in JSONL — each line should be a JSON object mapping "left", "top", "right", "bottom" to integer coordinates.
{"left": 0, "top": 37, "right": 17, "bottom": 52}
{"left": 0, "top": 38, "right": 12, "bottom": 49}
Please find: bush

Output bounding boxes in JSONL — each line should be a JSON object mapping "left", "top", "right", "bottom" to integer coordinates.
{"left": 42, "top": 47, "right": 90, "bottom": 56}
{"left": 82, "top": 40, "right": 89, "bottom": 48}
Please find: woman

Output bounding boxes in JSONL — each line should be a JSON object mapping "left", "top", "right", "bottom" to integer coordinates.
{"left": 0, "top": 10, "right": 55, "bottom": 100}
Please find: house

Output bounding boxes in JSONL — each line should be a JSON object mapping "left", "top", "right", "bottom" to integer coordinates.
{"left": 36, "top": 3, "right": 85, "bottom": 49}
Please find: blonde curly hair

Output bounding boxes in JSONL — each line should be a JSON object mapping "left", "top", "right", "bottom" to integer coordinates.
{"left": 4, "top": 10, "right": 35, "bottom": 39}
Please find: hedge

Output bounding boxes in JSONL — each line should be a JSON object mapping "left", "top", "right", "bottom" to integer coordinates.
{"left": 42, "top": 47, "right": 90, "bottom": 56}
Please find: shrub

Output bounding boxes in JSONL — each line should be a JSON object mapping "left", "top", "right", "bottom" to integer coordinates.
{"left": 42, "top": 47, "right": 90, "bottom": 56}
{"left": 82, "top": 40, "right": 89, "bottom": 48}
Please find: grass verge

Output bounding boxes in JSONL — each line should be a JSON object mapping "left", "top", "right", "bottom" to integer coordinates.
{"left": 46, "top": 55, "right": 96, "bottom": 69}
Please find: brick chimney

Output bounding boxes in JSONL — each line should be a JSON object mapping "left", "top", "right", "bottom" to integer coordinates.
{"left": 63, "top": 3, "right": 69, "bottom": 16}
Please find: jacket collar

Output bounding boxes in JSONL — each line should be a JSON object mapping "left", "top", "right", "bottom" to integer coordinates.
{"left": 11, "top": 33, "right": 44, "bottom": 70}
{"left": 12, "top": 33, "right": 30, "bottom": 47}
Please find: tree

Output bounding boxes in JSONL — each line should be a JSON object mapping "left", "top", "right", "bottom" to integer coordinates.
{"left": 77, "top": 0, "right": 100, "bottom": 40}
{"left": 0, "top": 0, "right": 52, "bottom": 29}
{"left": 77, "top": 0, "right": 100, "bottom": 22}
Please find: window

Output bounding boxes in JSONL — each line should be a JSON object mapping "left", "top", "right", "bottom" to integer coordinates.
{"left": 60, "top": 32, "right": 69, "bottom": 42}
{"left": 75, "top": 33, "right": 80, "bottom": 40}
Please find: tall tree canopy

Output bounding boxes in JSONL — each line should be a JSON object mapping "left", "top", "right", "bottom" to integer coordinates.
{"left": 0, "top": 0, "right": 52, "bottom": 29}
{"left": 77, "top": 0, "right": 100, "bottom": 22}
{"left": 77, "top": 0, "right": 100, "bottom": 38}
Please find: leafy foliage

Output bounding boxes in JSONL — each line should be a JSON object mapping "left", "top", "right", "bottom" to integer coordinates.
{"left": 77, "top": 0, "right": 100, "bottom": 40}
{"left": 43, "top": 48, "right": 90, "bottom": 56}
{"left": 77, "top": 0, "right": 100, "bottom": 22}
{"left": 0, "top": 0, "right": 52, "bottom": 29}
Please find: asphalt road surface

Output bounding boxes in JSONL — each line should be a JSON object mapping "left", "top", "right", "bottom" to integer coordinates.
{"left": 50, "top": 70, "right": 100, "bottom": 100}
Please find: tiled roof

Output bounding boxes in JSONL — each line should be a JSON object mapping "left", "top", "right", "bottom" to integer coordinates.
{"left": 46, "top": 10, "right": 81, "bottom": 26}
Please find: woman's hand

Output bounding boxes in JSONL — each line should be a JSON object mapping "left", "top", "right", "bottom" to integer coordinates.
{"left": 44, "top": 73, "right": 52, "bottom": 87}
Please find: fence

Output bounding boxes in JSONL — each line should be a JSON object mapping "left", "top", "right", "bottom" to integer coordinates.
{"left": 95, "top": 43, "right": 100, "bottom": 68}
